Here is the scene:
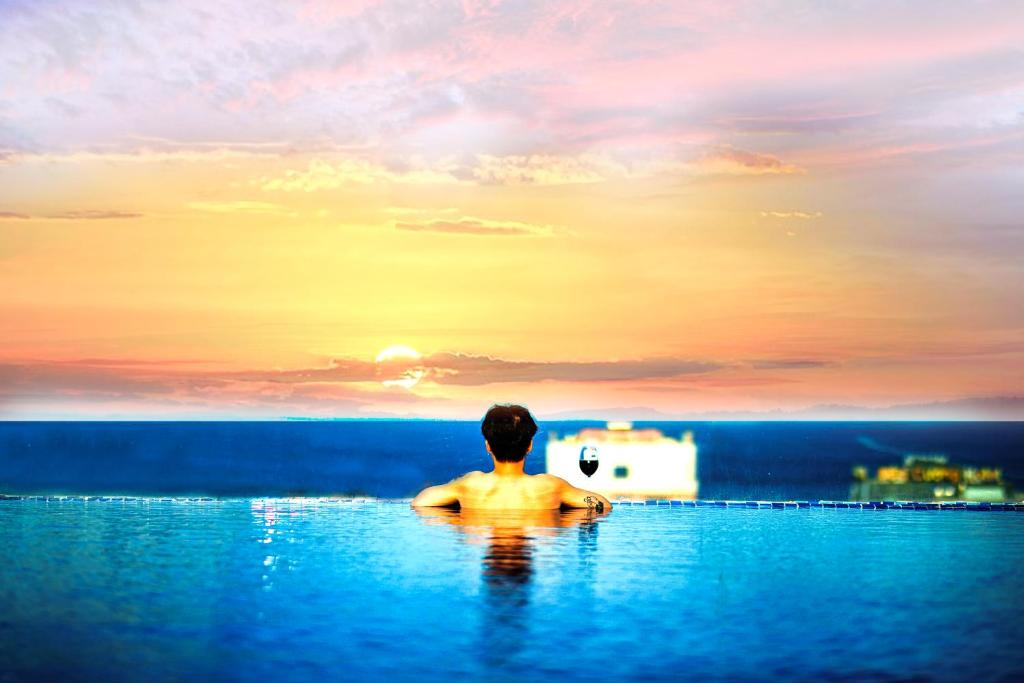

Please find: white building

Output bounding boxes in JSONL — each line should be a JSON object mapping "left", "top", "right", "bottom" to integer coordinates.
{"left": 545, "top": 421, "right": 699, "bottom": 499}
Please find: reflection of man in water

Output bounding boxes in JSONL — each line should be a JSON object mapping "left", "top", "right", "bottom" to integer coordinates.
{"left": 411, "top": 404, "right": 613, "bottom": 511}
{"left": 413, "top": 506, "right": 607, "bottom": 670}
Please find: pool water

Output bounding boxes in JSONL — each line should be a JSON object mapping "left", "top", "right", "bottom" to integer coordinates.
{"left": 1, "top": 499, "right": 1021, "bottom": 682}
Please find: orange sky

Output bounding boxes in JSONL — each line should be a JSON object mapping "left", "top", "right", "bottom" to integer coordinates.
{"left": 1, "top": 1, "right": 1022, "bottom": 419}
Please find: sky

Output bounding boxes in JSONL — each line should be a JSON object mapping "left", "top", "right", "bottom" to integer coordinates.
{"left": 1, "top": 0, "right": 1023, "bottom": 420}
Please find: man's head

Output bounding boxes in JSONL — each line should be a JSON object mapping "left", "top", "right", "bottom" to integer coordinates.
{"left": 481, "top": 404, "right": 538, "bottom": 463}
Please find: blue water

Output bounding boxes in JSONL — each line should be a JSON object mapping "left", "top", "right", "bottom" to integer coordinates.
{"left": 0, "top": 499, "right": 1021, "bottom": 682}
{"left": 1, "top": 421, "right": 1022, "bottom": 500}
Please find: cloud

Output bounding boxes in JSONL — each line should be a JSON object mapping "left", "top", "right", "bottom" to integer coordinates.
{"left": 2, "top": 0, "right": 1023, "bottom": 174}
{"left": 643, "top": 375, "right": 803, "bottom": 388}
{"left": 44, "top": 357, "right": 215, "bottom": 367}
{"left": 638, "top": 358, "right": 835, "bottom": 388}
{"left": 0, "top": 362, "right": 185, "bottom": 399}
{"left": 193, "top": 352, "right": 727, "bottom": 386}
{"left": 253, "top": 152, "right": 606, "bottom": 190}
{"left": 187, "top": 200, "right": 289, "bottom": 214}
{"left": 214, "top": 357, "right": 381, "bottom": 384}
{"left": 252, "top": 146, "right": 804, "bottom": 192}
{"left": 846, "top": 339, "right": 1024, "bottom": 367}
{"left": 257, "top": 157, "right": 462, "bottom": 191}
{"left": 760, "top": 211, "right": 823, "bottom": 219}
{"left": 0, "top": 209, "right": 142, "bottom": 220}
{"left": 693, "top": 145, "right": 804, "bottom": 176}
{"left": 0, "top": 352, "right": 729, "bottom": 412}
{"left": 415, "top": 352, "right": 725, "bottom": 385}
{"left": 1, "top": 145, "right": 295, "bottom": 165}
{"left": 715, "top": 111, "right": 879, "bottom": 134}
{"left": 0, "top": 351, "right": 854, "bottom": 411}
{"left": 394, "top": 216, "right": 560, "bottom": 237}
{"left": 383, "top": 206, "right": 461, "bottom": 217}
{"left": 749, "top": 359, "right": 832, "bottom": 370}
{"left": 471, "top": 153, "right": 627, "bottom": 185}
{"left": 0, "top": 357, "right": 427, "bottom": 414}
{"left": 50, "top": 210, "right": 143, "bottom": 220}
{"left": 531, "top": 145, "right": 805, "bottom": 182}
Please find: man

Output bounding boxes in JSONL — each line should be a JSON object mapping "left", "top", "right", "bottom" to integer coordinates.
{"left": 411, "top": 404, "right": 613, "bottom": 511}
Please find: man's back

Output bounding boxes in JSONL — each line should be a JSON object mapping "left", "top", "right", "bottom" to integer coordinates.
{"left": 448, "top": 471, "right": 610, "bottom": 511}
{"left": 457, "top": 471, "right": 563, "bottom": 510}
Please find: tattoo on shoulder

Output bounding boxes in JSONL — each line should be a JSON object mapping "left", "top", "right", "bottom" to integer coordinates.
{"left": 584, "top": 495, "right": 604, "bottom": 512}
{"left": 584, "top": 495, "right": 595, "bottom": 509}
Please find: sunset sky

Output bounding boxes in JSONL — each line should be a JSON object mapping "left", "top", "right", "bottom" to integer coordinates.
{"left": 1, "top": 0, "right": 1022, "bottom": 419}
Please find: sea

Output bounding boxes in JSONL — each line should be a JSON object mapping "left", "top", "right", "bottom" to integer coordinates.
{"left": 2, "top": 420, "right": 1023, "bottom": 681}
{"left": 1, "top": 420, "right": 1021, "bottom": 500}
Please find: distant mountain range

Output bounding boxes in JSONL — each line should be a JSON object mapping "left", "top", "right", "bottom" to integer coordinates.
{"left": 537, "top": 396, "right": 1024, "bottom": 421}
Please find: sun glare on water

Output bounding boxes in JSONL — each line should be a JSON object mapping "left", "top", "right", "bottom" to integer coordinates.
{"left": 375, "top": 345, "right": 425, "bottom": 389}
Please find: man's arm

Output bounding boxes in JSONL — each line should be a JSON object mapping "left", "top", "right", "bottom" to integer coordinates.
{"left": 556, "top": 478, "right": 613, "bottom": 511}
{"left": 410, "top": 472, "right": 476, "bottom": 508}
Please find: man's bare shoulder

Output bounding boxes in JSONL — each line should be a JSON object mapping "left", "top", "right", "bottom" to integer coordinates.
{"left": 531, "top": 473, "right": 569, "bottom": 488}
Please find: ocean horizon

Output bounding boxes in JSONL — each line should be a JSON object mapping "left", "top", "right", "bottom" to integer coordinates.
{"left": 2, "top": 420, "right": 1021, "bottom": 501}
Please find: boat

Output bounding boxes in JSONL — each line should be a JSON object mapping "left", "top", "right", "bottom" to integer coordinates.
{"left": 544, "top": 421, "right": 698, "bottom": 500}
{"left": 849, "top": 454, "right": 1016, "bottom": 502}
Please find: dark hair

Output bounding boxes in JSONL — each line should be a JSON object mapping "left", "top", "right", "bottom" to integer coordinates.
{"left": 481, "top": 404, "right": 538, "bottom": 463}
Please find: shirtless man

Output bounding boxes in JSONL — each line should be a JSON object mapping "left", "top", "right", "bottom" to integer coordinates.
{"left": 411, "top": 404, "right": 612, "bottom": 511}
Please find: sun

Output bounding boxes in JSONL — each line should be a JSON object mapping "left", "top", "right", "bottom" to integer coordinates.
{"left": 375, "top": 344, "right": 421, "bottom": 363}
{"left": 375, "top": 345, "right": 425, "bottom": 389}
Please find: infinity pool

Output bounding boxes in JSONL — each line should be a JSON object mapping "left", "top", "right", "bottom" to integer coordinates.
{"left": 1, "top": 499, "right": 1021, "bottom": 682}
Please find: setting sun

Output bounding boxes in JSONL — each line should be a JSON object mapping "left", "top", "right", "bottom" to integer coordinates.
{"left": 375, "top": 345, "right": 422, "bottom": 363}
{"left": 375, "top": 345, "right": 425, "bottom": 389}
